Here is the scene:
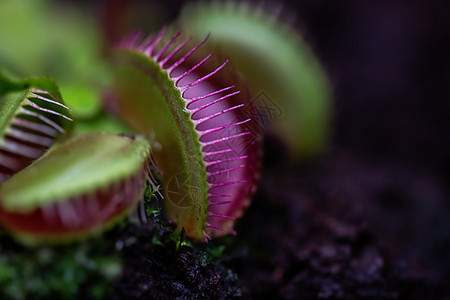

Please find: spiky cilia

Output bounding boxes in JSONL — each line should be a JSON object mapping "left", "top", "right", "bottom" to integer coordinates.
{"left": 110, "top": 28, "right": 261, "bottom": 241}
{"left": 0, "top": 75, "right": 73, "bottom": 182}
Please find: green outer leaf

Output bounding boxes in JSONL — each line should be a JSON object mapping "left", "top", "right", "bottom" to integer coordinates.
{"left": 180, "top": 2, "right": 332, "bottom": 158}
{"left": 0, "top": 73, "right": 33, "bottom": 137}
{"left": 112, "top": 50, "right": 210, "bottom": 239}
{"left": 0, "top": 133, "right": 150, "bottom": 211}
{"left": 0, "top": 90, "right": 28, "bottom": 138}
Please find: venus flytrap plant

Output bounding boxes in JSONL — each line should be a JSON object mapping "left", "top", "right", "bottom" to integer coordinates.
{"left": 109, "top": 29, "right": 262, "bottom": 241}
{"left": 0, "top": 132, "right": 151, "bottom": 244}
{"left": 179, "top": 1, "right": 332, "bottom": 158}
{"left": 0, "top": 74, "right": 72, "bottom": 183}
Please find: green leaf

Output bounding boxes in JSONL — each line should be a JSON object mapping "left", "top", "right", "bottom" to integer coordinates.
{"left": 0, "top": 133, "right": 151, "bottom": 244}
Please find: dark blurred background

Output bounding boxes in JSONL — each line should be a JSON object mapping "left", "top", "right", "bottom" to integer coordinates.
{"left": 293, "top": 0, "right": 450, "bottom": 180}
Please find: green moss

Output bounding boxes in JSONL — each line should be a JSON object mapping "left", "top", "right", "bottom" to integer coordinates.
{"left": 0, "top": 236, "right": 121, "bottom": 300}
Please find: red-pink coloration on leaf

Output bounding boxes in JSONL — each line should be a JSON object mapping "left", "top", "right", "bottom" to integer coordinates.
{"left": 115, "top": 29, "right": 262, "bottom": 240}
{"left": 0, "top": 169, "right": 145, "bottom": 239}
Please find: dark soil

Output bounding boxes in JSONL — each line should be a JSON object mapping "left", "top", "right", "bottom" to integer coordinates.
{"left": 109, "top": 221, "right": 245, "bottom": 300}
{"left": 234, "top": 143, "right": 450, "bottom": 300}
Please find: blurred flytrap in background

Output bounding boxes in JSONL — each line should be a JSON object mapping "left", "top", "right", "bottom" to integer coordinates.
{"left": 179, "top": 1, "right": 332, "bottom": 158}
